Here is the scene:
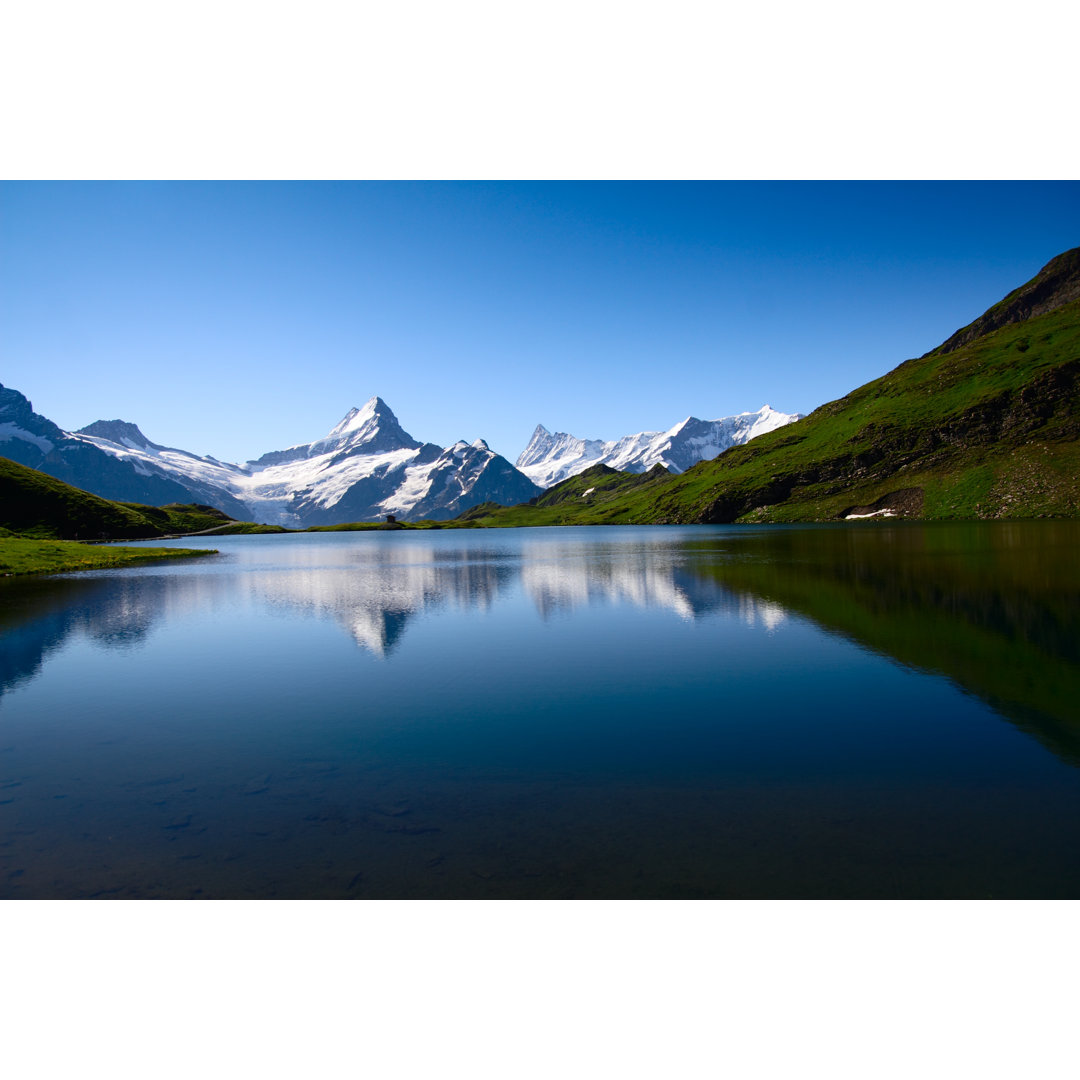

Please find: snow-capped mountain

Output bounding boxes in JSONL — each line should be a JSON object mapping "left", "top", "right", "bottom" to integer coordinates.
{"left": 0, "top": 382, "right": 252, "bottom": 515}
{"left": 73, "top": 418, "right": 255, "bottom": 519}
{"left": 516, "top": 405, "right": 802, "bottom": 488}
{"left": 237, "top": 399, "right": 541, "bottom": 527}
{"left": 0, "top": 384, "right": 541, "bottom": 526}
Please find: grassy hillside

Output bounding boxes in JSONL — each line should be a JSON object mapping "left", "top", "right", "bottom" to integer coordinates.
{"left": 457, "top": 248, "right": 1080, "bottom": 527}
{"left": 451, "top": 463, "right": 673, "bottom": 527}
{"left": 0, "top": 455, "right": 263, "bottom": 539}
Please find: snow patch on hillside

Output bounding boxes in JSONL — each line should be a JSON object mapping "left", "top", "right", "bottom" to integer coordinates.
{"left": 0, "top": 423, "right": 54, "bottom": 454}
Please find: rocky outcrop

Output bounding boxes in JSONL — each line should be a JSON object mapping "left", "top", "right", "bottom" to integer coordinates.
{"left": 931, "top": 247, "right": 1080, "bottom": 356}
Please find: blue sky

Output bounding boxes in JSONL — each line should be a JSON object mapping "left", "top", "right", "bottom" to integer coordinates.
{"left": 2, "top": 181, "right": 1077, "bottom": 464}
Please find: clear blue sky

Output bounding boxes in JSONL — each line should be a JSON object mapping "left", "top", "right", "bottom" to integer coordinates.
{"left": 2, "top": 181, "right": 1077, "bottom": 464}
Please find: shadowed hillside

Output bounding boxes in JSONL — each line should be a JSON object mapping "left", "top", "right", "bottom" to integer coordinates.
{"left": 0, "top": 455, "right": 269, "bottom": 539}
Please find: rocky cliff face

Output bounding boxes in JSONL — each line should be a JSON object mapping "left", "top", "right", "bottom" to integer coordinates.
{"left": 76, "top": 419, "right": 161, "bottom": 449}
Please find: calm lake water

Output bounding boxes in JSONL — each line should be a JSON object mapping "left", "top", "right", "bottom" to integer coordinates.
{"left": 2, "top": 522, "right": 1079, "bottom": 899}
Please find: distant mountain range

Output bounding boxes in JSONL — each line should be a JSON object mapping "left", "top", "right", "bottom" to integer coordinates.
{"left": 516, "top": 405, "right": 801, "bottom": 488}
{"left": 0, "top": 393, "right": 544, "bottom": 526}
{"left": 4, "top": 248, "right": 1077, "bottom": 531}
{"left": 1, "top": 382, "right": 796, "bottom": 525}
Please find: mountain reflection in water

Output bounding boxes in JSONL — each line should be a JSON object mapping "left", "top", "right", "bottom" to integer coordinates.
{"left": 2, "top": 524, "right": 1078, "bottom": 756}
{"left": 1, "top": 536, "right": 787, "bottom": 670}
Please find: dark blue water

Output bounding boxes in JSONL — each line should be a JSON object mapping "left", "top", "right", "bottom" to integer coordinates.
{"left": 2, "top": 524, "right": 1079, "bottom": 898}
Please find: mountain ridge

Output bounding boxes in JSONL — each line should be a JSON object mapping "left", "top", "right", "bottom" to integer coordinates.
{"left": 76, "top": 419, "right": 162, "bottom": 450}
{"left": 516, "top": 404, "right": 801, "bottom": 488}
{"left": 930, "top": 248, "right": 1080, "bottom": 356}
{"left": 457, "top": 247, "right": 1080, "bottom": 527}
{"left": 1, "top": 386, "right": 541, "bottom": 526}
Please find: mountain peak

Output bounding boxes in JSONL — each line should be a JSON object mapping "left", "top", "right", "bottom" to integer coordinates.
{"left": 516, "top": 405, "right": 802, "bottom": 488}
{"left": 328, "top": 396, "right": 399, "bottom": 439}
{"left": 0, "top": 382, "right": 66, "bottom": 449}
{"left": 77, "top": 419, "right": 158, "bottom": 450}
{"left": 666, "top": 416, "right": 699, "bottom": 437}
{"left": 310, "top": 396, "right": 420, "bottom": 458}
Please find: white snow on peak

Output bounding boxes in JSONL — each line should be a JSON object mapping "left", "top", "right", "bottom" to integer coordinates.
{"left": 59, "top": 396, "right": 442, "bottom": 526}
{"left": 329, "top": 406, "right": 361, "bottom": 433}
{"left": 310, "top": 397, "right": 404, "bottom": 454}
{"left": 516, "top": 404, "right": 802, "bottom": 489}
{"left": 327, "top": 397, "right": 385, "bottom": 438}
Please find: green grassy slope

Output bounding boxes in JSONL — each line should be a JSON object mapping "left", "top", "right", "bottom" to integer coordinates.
{"left": 450, "top": 463, "right": 673, "bottom": 527}
{"left": 459, "top": 248, "right": 1080, "bottom": 527}
{"left": 0, "top": 456, "right": 257, "bottom": 538}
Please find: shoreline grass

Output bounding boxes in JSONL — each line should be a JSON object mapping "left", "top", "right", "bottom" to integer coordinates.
{"left": 0, "top": 538, "right": 218, "bottom": 577}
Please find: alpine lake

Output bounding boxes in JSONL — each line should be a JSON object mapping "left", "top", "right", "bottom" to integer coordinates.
{"left": 2, "top": 522, "right": 1078, "bottom": 900}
